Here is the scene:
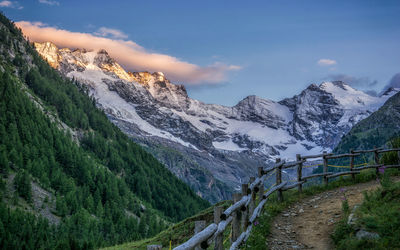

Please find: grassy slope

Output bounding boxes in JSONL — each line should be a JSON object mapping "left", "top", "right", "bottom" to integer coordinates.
{"left": 332, "top": 140, "right": 400, "bottom": 249}
{"left": 332, "top": 174, "right": 400, "bottom": 249}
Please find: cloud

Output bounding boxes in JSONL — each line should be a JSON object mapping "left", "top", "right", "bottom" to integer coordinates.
{"left": 38, "top": 0, "right": 59, "bottom": 6}
{"left": 0, "top": 1, "right": 12, "bottom": 7}
{"left": 382, "top": 73, "right": 400, "bottom": 92}
{"left": 94, "top": 27, "right": 128, "bottom": 39}
{"left": 16, "top": 21, "right": 240, "bottom": 84}
{"left": 317, "top": 59, "right": 337, "bottom": 66}
{"left": 324, "top": 74, "right": 378, "bottom": 88}
{"left": 387, "top": 73, "right": 400, "bottom": 88}
{"left": 0, "top": 1, "right": 22, "bottom": 9}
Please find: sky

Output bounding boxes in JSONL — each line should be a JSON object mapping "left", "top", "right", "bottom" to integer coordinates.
{"left": 1, "top": 0, "right": 400, "bottom": 106}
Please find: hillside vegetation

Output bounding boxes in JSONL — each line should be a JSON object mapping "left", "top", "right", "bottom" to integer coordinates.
{"left": 0, "top": 13, "right": 208, "bottom": 249}
{"left": 332, "top": 140, "right": 400, "bottom": 249}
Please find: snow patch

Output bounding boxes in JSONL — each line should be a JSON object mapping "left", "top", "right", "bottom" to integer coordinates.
{"left": 213, "top": 139, "right": 246, "bottom": 152}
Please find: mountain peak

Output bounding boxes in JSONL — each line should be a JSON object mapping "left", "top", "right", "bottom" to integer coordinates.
{"left": 97, "top": 48, "right": 108, "bottom": 54}
{"left": 94, "top": 48, "right": 117, "bottom": 67}
{"left": 129, "top": 71, "right": 189, "bottom": 109}
{"left": 34, "top": 41, "right": 57, "bottom": 49}
{"left": 320, "top": 81, "right": 351, "bottom": 91}
{"left": 34, "top": 41, "right": 60, "bottom": 68}
{"left": 153, "top": 71, "right": 165, "bottom": 81}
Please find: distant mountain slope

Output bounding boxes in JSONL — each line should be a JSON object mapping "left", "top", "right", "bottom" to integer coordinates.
{"left": 33, "top": 41, "right": 398, "bottom": 202}
{"left": 0, "top": 13, "right": 208, "bottom": 249}
{"left": 334, "top": 91, "right": 400, "bottom": 154}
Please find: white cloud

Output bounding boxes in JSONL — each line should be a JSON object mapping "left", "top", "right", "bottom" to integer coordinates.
{"left": 38, "top": 0, "right": 59, "bottom": 6}
{"left": 317, "top": 59, "right": 337, "bottom": 66}
{"left": 94, "top": 27, "right": 128, "bottom": 39}
{"left": 16, "top": 21, "right": 241, "bottom": 84}
{"left": 0, "top": 1, "right": 12, "bottom": 7}
{"left": 0, "top": 0, "right": 22, "bottom": 9}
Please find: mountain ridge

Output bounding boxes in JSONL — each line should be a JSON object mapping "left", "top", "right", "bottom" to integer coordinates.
{"left": 34, "top": 41, "right": 399, "bottom": 202}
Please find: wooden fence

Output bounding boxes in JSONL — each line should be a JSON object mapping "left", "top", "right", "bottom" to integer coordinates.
{"left": 170, "top": 147, "right": 400, "bottom": 250}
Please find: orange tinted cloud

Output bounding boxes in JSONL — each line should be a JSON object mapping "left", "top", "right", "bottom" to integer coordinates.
{"left": 16, "top": 21, "right": 241, "bottom": 84}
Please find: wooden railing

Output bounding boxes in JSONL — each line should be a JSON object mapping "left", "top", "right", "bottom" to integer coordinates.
{"left": 172, "top": 147, "right": 400, "bottom": 250}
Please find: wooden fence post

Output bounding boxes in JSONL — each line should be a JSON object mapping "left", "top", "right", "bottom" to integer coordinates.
{"left": 194, "top": 221, "right": 206, "bottom": 250}
{"left": 350, "top": 149, "right": 355, "bottom": 181}
{"left": 323, "top": 151, "right": 328, "bottom": 186}
{"left": 258, "top": 167, "right": 264, "bottom": 201}
{"left": 249, "top": 177, "right": 256, "bottom": 221}
{"left": 398, "top": 150, "right": 400, "bottom": 165}
{"left": 241, "top": 183, "right": 249, "bottom": 230}
{"left": 374, "top": 147, "right": 380, "bottom": 176}
{"left": 296, "top": 154, "right": 303, "bottom": 193}
{"left": 231, "top": 193, "right": 242, "bottom": 243}
{"left": 276, "top": 158, "right": 283, "bottom": 202}
{"left": 214, "top": 206, "right": 223, "bottom": 250}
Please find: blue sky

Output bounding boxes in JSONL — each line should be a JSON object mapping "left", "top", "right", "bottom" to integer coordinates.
{"left": 2, "top": 0, "right": 400, "bottom": 105}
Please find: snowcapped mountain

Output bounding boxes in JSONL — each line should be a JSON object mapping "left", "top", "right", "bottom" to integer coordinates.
{"left": 34, "top": 41, "right": 398, "bottom": 202}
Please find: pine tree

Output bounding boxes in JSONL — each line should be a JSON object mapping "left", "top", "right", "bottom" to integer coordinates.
{"left": 14, "top": 170, "right": 32, "bottom": 203}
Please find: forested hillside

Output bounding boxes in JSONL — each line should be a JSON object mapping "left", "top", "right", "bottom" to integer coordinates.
{"left": 0, "top": 13, "right": 208, "bottom": 249}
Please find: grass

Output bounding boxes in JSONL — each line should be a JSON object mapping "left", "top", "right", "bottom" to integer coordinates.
{"left": 332, "top": 169, "right": 400, "bottom": 250}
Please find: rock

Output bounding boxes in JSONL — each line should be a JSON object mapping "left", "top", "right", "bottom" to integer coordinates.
{"left": 147, "top": 245, "right": 162, "bottom": 250}
{"left": 356, "top": 229, "right": 380, "bottom": 240}
{"left": 310, "top": 197, "right": 321, "bottom": 203}
{"left": 347, "top": 205, "right": 359, "bottom": 225}
{"left": 299, "top": 208, "right": 304, "bottom": 213}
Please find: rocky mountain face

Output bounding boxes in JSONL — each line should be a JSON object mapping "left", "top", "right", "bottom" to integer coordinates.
{"left": 34, "top": 41, "right": 398, "bottom": 202}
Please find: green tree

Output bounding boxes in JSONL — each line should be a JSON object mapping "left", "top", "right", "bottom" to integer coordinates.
{"left": 14, "top": 170, "right": 32, "bottom": 203}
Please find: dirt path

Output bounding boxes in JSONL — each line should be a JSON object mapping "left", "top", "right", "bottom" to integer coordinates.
{"left": 266, "top": 179, "right": 386, "bottom": 250}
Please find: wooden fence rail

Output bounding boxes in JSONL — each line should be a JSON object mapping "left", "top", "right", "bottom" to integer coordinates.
{"left": 171, "top": 147, "right": 400, "bottom": 250}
